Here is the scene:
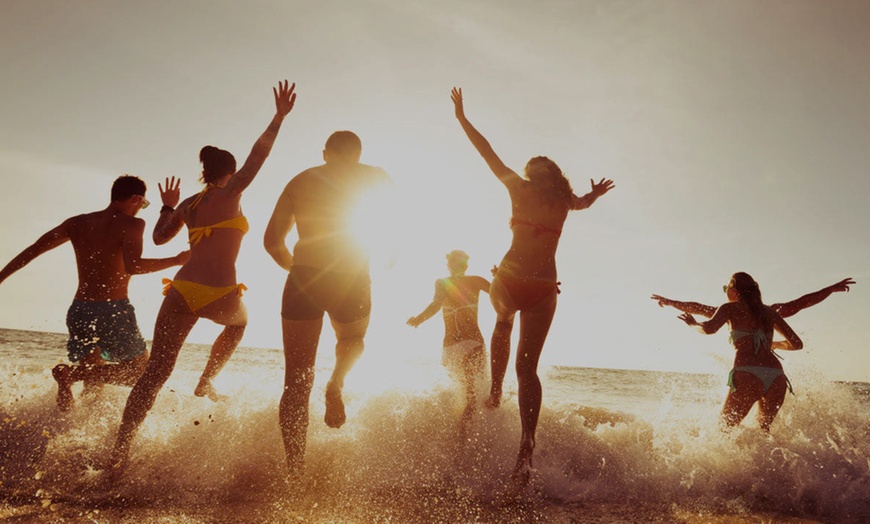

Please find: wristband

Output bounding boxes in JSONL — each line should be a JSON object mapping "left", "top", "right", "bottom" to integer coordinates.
{"left": 160, "top": 205, "right": 174, "bottom": 214}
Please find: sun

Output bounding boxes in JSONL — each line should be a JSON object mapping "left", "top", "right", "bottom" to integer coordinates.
{"left": 347, "top": 184, "right": 397, "bottom": 259}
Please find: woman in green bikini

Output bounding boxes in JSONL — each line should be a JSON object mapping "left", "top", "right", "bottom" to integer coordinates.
{"left": 676, "top": 272, "right": 803, "bottom": 431}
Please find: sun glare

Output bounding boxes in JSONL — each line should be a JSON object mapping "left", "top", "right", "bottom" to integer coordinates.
{"left": 347, "top": 185, "right": 399, "bottom": 265}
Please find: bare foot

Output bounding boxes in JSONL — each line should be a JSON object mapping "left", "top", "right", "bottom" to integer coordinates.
{"left": 194, "top": 378, "right": 227, "bottom": 402}
{"left": 324, "top": 384, "right": 346, "bottom": 428}
{"left": 509, "top": 438, "right": 535, "bottom": 493}
{"left": 52, "top": 364, "right": 74, "bottom": 411}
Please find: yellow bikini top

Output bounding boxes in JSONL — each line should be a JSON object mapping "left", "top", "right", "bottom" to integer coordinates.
{"left": 186, "top": 184, "right": 249, "bottom": 246}
{"left": 188, "top": 216, "right": 249, "bottom": 246}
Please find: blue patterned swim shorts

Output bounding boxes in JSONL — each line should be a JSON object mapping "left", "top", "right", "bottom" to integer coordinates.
{"left": 66, "top": 299, "right": 147, "bottom": 363}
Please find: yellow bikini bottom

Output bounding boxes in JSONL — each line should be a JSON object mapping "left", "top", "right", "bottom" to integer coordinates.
{"left": 162, "top": 278, "right": 247, "bottom": 312}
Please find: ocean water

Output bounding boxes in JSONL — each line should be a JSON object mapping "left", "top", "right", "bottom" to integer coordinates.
{"left": 1, "top": 327, "right": 868, "bottom": 523}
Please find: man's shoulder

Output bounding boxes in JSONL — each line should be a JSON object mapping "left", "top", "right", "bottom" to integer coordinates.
{"left": 356, "top": 163, "right": 390, "bottom": 180}
{"left": 77, "top": 209, "right": 144, "bottom": 229}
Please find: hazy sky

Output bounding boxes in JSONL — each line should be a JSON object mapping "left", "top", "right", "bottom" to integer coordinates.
{"left": 1, "top": 1, "right": 867, "bottom": 382}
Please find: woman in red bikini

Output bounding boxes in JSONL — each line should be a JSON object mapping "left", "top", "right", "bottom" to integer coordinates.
{"left": 110, "top": 80, "right": 296, "bottom": 470}
{"left": 450, "top": 87, "right": 615, "bottom": 487}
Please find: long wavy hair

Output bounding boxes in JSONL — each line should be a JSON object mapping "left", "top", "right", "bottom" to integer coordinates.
{"left": 523, "top": 156, "right": 573, "bottom": 208}
{"left": 731, "top": 272, "right": 772, "bottom": 332}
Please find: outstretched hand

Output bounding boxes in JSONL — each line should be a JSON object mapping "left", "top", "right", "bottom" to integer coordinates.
{"left": 829, "top": 278, "right": 856, "bottom": 293}
{"left": 650, "top": 294, "right": 673, "bottom": 308}
{"left": 678, "top": 312, "right": 698, "bottom": 326}
{"left": 407, "top": 316, "right": 422, "bottom": 328}
{"left": 590, "top": 178, "right": 615, "bottom": 197}
{"left": 451, "top": 87, "right": 465, "bottom": 119}
{"left": 158, "top": 177, "right": 181, "bottom": 208}
{"left": 274, "top": 80, "right": 297, "bottom": 118}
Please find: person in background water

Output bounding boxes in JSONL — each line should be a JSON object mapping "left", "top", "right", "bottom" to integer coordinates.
{"left": 407, "top": 250, "right": 491, "bottom": 429}
{"left": 264, "top": 130, "right": 393, "bottom": 475}
{"left": 450, "top": 86, "right": 615, "bottom": 489}
{"left": 669, "top": 272, "right": 804, "bottom": 431}
{"left": 651, "top": 277, "right": 855, "bottom": 319}
{"left": 0, "top": 175, "right": 189, "bottom": 410}
{"left": 109, "top": 80, "right": 296, "bottom": 470}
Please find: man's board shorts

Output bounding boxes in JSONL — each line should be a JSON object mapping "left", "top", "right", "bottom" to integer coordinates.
{"left": 281, "top": 265, "right": 371, "bottom": 323}
{"left": 66, "top": 299, "right": 147, "bottom": 363}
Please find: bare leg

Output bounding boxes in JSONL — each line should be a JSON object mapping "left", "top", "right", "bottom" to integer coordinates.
{"left": 51, "top": 364, "right": 74, "bottom": 411}
{"left": 80, "top": 350, "right": 107, "bottom": 398}
{"left": 279, "top": 317, "right": 323, "bottom": 474}
{"left": 324, "top": 316, "right": 369, "bottom": 428}
{"left": 512, "top": 294, "right": 556, "bottom": 488}
{"left": 52, "top": 350, "right": 149, "bottom": 411}
{"left": 720, "top": 371, "right": 763, "bottom": 430}
{"left": 110, "top": 295, "right": 197, "bottom": 470}
{"left": 462, "top": 345, "right": 486, "bottom": 421}
{"left": 488, "top": 277, "right": 517, "bottom": 409}
{"left": 195, "top": 324, "right": 246, "bottom": 401}
{"left": 195, "top": 294, "right": 249, "bottom": 401}
{"left": 77, "top": 351, "right": 148, "bottom": 387}
{"left": 487, "top": 319, "right": 513, "bottom": 408}
{"left": 757, "top": 376, "right": 788, "bottom": 432}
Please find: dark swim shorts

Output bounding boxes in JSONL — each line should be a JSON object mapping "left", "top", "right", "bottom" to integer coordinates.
{"left": 66, "top": 299, "right": 147, "bottom": 363}
{"left": 281, "top": 265, "right": 371, "bottom": 323}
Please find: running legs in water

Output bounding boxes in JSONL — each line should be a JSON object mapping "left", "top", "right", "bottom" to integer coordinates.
{"left": 194, "top": 324, "right": 245, "bottom": 402}
{"left": 109, "top": 308, "right": 196, "bottom": 470}
{"left": 51, "top": 350, "right": 149, "bottom": 412}
{"left": 52, "top": 364, "right": 74, "bottom": 411}
{"left": 486, "top": 318, "right": 514, "bottom": 408}
{"left": 323, "top": 316, "right": 368, "bottom": 428}
{"left": 279, "top": 317, "right": 321, "bottom": 474}
{"left": 510, "top": 300, "right": 554, "bottom": 490}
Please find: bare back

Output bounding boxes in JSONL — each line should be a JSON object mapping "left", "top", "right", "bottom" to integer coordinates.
{"left": 439, "top": 275, "right": 489, "bottom": 344}
{"left": 173, "top": 185, "right": 245, "bottom": 287}
{"left": 500, "top": 180, "right": 569, "bottom": 280}
{"left": 68, "top": 210, "right": 143, "bottom": 301}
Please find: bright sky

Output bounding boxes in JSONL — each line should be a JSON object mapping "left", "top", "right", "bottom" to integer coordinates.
{"left": 1, "top": 1, "right": 867, "bottom": 382}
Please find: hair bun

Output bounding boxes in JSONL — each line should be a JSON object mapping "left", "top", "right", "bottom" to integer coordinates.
{"left": 199, "top": 145, "right": 219, "bottom": 163}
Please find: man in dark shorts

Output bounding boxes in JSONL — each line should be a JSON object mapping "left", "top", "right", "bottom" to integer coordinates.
{"left": 264, "top": 130, "right": 392, "bottom": 473}
{"left": 0, "top": 175, "right": 189, "bottom": 410}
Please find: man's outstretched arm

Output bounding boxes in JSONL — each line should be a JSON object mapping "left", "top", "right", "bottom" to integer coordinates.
{"left": 0, "top": 221, "right": 71, "bottom": 285}
{"left": 122, "top": 218, "right": 189, "bottom": 274}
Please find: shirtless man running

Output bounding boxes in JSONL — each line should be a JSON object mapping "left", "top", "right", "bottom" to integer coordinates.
{"left": 0, "top": 175, "right": 189, "bottom": 410}
{"left": 264, "top": 130, "right": 392, "bottom": 474}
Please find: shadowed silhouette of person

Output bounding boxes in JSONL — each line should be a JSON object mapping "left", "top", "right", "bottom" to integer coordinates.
{"left": 0, "top": 175, "right": 188, "bottom": 411}
{"left": 407, "top": 250, "right": 491, "bottom": 430}
{"left": 109, "top": 80, "right": 296, "bottom": 471}
{"left": 264, "top": 130, "right": 393, "bottom": 475}
{"left": 451, "top": 87, "right": 614, "bottom": 490}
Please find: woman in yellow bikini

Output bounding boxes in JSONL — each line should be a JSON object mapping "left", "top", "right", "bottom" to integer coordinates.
{"left": 407, "top": 250, "right": 490, "bottom": 427}
{"left": 676, "top": 272, "right": 804, "bottom": 431}
{"left": 110, "top": 80, "right": 296, "bottom": 469}
{"left": 450, "top": 87, "right": 615, "bottom": 488}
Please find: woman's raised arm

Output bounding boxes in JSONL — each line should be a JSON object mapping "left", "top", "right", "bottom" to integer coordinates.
{"left": 228, "top": 80, "right": 297, "bottom": 193}
{"left": 451, "top": 87, "right": 520, "bottom": 187}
